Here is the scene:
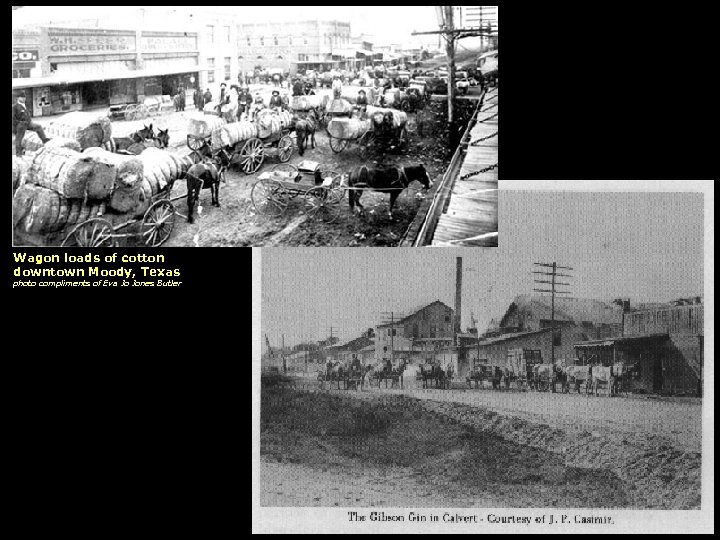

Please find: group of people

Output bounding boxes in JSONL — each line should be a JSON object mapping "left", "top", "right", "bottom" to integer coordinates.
{"left": 191, "top": 81, "right": 288, "bottom": 123}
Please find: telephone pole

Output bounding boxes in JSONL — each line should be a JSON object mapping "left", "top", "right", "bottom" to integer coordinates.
{"left": 532, "top": 262, "right": 573, "bottom": 366}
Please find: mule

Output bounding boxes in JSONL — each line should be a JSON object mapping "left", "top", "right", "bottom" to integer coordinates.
{"left": 294, "top": 109, "right": 318, "bottom": 156}
{"left": 347, "top": 164, "right": 432, "bottom": 218}
{"left": 184, "top": 149, "right": 230, "bottom": 224}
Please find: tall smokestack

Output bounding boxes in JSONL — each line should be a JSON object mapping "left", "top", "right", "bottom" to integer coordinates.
{"left": 455, "top": 256, "right": 462, "bottom": 335}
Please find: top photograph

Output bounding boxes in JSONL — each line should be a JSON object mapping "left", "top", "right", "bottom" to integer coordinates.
{"left": 12, "top": 5, "right": 498, "bottom": 247}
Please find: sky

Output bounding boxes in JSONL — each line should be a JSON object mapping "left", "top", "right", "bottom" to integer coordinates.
{"left": 261, "top": 192, "right": 704, "bottom": 349}
{"left": 12, "top": 5, "right": 445, "bottom": 49}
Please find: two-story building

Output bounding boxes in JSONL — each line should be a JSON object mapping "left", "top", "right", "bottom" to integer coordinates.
{"left": 374, "top": 300, "right": 455, "bottom": 364}
{"left": 236, "top": 20, "right": 352, "bottom": 74}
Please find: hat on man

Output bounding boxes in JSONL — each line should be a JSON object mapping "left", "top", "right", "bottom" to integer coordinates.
{"left": 358, "top": 89, "right": 366, "bottom": 95}
{"left": 272, "top": 90, "right": 280, "bottom": 96}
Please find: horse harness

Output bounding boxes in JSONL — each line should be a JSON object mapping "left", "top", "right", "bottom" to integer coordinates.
{"left": 351, "top": 166, "right": 408, "bottom": 191}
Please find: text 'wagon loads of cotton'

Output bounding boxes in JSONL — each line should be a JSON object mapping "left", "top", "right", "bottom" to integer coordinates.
{"left": 327, "top": 118, "right": 371, "bottom": 140}
{"left": 187, "top": 115, "right": 227, "bottom": 138}
{"left": 82, "top": 147, "right": 144, "bottom": 188}
{"left": 211, "top": 120, "right": 257, "bottom": 149}
{"left": 44, "top": 111, "right": 112, "bottom": 150}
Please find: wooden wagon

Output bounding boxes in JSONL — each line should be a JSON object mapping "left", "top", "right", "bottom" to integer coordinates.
{"left": 250, "top": 161, "right": 344, "bottom": 222}
{"left": 186, "top": 112, "right": 294, "bottom": 175}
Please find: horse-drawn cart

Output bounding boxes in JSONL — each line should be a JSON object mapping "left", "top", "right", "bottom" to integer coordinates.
{"left": 186, "top": 114, "right": 294, "bottom": 175}
{"left": 251, "top": 161, "right": 344, "bottom": 222}
{"left": 60, "top": 189, "right": 180, "bottom": 247}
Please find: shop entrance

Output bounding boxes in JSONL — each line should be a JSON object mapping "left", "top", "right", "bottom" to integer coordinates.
{"left": 81, "top": 81, "right": 109, "bottom": 109}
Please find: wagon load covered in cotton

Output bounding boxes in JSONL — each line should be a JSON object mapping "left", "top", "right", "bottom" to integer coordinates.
{"left": 203, "top": 101, "right": 221, "bottom": 115}
{"left": 26, "top": 146, "right": 115, "bottom": 200}
{"left": 339, "top": 86, "right": 376, "bottom": 105}
{"left": 22, "top": 132, "right": 83, "bottom": 153}
{"left": 255, "top": 109, "right": 293, "bottom": 139}
{"left": 325, "top": 98, "right": 353, "bottom": 116}
{"left": 13, "top": 155, "right": 31, "bottom": 192}
{"left": 43, "top": 111, "right": 113, "bottom": 150}
{"left": 137, "top": 147, "right": 181, "bottom": 196}
{"left": 327, "top": 118, "right": 371, "bottom": 140}
{"left": 82, "top": 147, "right": 145, "bottom": 213}
{"left": 13, "top": 183, "right": 105, "bottom": 235}
{"left": 366, "top": 106, "right": 408, "bottom": 128}
{"left": 290, "top": 94, "right": 329, "bottom": 111}
{"left": 211, "top": 120, "right": 256, "bottom": 149}
{"left": 188, "top": 115, "right": 227, "bottom": 139}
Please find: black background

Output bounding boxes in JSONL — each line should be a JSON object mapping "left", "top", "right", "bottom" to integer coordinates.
{"left": 7, "top": 4, "right": 712, "bottom": 510}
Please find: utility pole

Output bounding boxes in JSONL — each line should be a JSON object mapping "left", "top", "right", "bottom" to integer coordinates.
{"left": 533, "top": 262, "right": 573, "bottom": 366}
{"left": 444, "top": 5, "right": 456, "bottom": 125}
{"left": 281, "top": 333, "right": 286, "bottom": 373}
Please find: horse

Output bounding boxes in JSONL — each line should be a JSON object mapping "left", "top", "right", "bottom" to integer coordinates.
{"left": 591, "top": 365, "right": 615, "bottom": 397}
{"left": 184, "top": 149, "right": 230, "bottom": 224}
{"left": 294, "top": 109, "right": 318, "bottom": 156}
{"left": 347, "top": 164, "right": 432, "bottom": 218}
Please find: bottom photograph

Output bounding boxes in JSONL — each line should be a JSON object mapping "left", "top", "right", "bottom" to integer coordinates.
{"left": 258, "top": 191, "right": 704, "bottom": 509}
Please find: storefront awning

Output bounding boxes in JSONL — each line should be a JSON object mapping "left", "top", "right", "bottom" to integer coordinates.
{"left": 12, "top": 64, "right": 209, "bottom": 89}
{"left": 574, "top": 333, "right": 669, "bottom": 349}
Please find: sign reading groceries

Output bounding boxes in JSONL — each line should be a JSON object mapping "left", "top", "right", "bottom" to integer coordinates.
{"left": 47, "top": 30, "right": 135, "bottom": 54}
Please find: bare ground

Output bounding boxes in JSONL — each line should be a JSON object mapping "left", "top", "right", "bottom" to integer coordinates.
{"left": 260, "top": 388, "right": 701, "bottom": 509}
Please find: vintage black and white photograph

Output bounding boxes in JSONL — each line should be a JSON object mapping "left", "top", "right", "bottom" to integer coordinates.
{"left": 258, "top": 190, "right": 705, "bottom": 516}
{"left": 12, "top": 6, "right": 497, "bottom": 247}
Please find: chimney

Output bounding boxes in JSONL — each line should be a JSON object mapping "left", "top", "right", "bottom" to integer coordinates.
{"left": 455, "top": 257, "right": 462, "bottom": 336}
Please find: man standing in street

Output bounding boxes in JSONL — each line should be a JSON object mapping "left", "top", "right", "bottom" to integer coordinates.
{"left": 193, "top": 87, "right": 203, "bottom": 110}
{"left": 203, "top": 88, "right": 213, "bottom": 107}
{"left": 12, "top": 94, "right": 49, "bottom": 156}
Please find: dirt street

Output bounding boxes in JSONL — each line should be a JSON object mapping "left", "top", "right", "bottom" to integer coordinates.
{"left": 260, "top": 387, "right": 701, "bottom": 509}
{"left": 24, "top": 91, "right": 477, "bottom": 246}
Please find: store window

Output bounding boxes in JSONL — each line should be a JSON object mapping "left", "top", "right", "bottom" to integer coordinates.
{"left": 224, "top": 57, "right": 231, "bottom": 80}
{"left": 289, "top": 36, "right": 293, "bottom": 45}
{"left": 274, "top": 36, "right": 278, "bottom": 46}
{"left": 247, "top": 37, "right": 251, "bottom": 46}
{"left": 224, "top": 26, "right": 231, "bottom": 43}
{"left": 206, "top": 25, "right": 215, "bottom": 44}
{"left": 207, "top": 57, "right": 215, "bottom": 83}
{"left": 260, "top": 37, "right": 264, "bottom": 47}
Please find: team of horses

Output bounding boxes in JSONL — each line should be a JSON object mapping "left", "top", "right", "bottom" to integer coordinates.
{"left": 465, "top": 362, "right": 641, "bottom": 397}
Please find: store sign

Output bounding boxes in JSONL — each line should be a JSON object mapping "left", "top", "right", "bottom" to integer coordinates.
{"left": 48, "top": 32, "right": 135, "bottom": 54}
{"left": 141, "top": 35, "right": 197, "bottom": 53}
{"left": 12, "top": 49, "right": 39, "bottom": 62}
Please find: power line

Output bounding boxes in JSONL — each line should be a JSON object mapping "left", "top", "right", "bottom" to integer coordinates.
{"left": 532, "top": 262, "right": 573, "bottom": 366}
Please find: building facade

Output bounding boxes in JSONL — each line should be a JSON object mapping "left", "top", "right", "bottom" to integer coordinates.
{"left": 236, "top": 20, "right": 352, "bottom": 73}
{"left": 375, "top": 300, "right": 455, "bottom": 361}
{"left": 12, "top": 25, "right": 204, "bottom": 116}
{"left": 574, "top": 299, "right": 704, "bottom": 395}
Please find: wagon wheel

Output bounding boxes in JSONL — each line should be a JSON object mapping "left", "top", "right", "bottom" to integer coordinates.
{"left": 251, "top": 179, "right": 289, "bottom": 216}
{"left": 358, "top": 132, "right": 375, "bottom": 159}
{"left": 187, "top": 134, "right": 207, "bottom": 151}
{"left": 278, "top": 135, "right": 294, "bottom": 163}
{"left": 401, "top": 99, "right": 412, "bottom": 113}
{"left": 323, "top": 171, "right": 345, "bottom": 204}
{"left": 136, "top": 104, "right": 149, "bottom": 119}
{"left": 240, "top": 138, "right": 265, "bottom": 174}
{"left": 329, "top": 136, "right": 349, "bottom": 153}
{"left": 61, "top": 218, "right": 116, "bottom": 247}
{"left": 141, "top": 199, "right": 176, "bottom": 247}
{"left": 304, "top": 186, "right": 341, "bottom": 223}
{"left": 124, "top": 104, "right": 138, "bottom": 121}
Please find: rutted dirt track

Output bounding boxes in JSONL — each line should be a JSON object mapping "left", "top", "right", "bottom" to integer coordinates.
{"left": 260, "top": 387, "right": 701, "bottom": 508}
